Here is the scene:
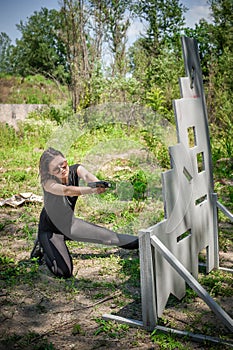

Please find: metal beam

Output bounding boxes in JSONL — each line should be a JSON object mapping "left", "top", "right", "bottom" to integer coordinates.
{"left": 102, "top": 314, "right": 233, "bottom": 347}
{"left": 217, "top": 201, "right": 233, "bottom": 222}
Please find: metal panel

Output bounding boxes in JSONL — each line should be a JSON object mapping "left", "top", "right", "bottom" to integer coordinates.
{"left": 139, "top": 37, "right": 219, "bottom": 319}
{"left": 139, "top": 230, "right": 157, "bottom": 330}
{"left": 104, "top": 36, "right": 233, "bottom": 336}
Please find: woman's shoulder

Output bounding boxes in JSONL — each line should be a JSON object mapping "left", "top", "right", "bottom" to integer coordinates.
{"left": 43, "top": 178, "right": 62, "bottom": 194}
{"left": 69, "top": 163, "right": 81, "bottom": 172}
{"left": 69, "top": 164, "right": 81, "bottom": 185}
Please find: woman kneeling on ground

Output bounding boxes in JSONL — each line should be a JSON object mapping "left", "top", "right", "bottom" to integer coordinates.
{"left": 31, "top": 147, "right": 138, "bottom": 278}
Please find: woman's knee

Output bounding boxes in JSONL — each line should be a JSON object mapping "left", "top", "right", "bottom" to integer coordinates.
{"left": 57, "top": 268, "right": 73, "bottom": 279}
{"left": 44, "top": 254, "right": 73, "bottom": 278}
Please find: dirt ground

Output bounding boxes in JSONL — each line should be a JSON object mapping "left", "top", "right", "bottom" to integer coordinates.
{"left": 0, "top": 206, "right": 232, "bottom": 350}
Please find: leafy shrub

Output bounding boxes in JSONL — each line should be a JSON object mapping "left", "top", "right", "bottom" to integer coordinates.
{"left": 0, "top": 123, "right": 19, "bottom": 147}
{"left": 129, "top": 169, "right": 148, "bottom": 200}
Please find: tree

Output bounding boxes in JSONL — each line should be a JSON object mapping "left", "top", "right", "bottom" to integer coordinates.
{"left": 129, "top": 41, "right": 183, "bottom": 118}
{"left": 101, "top": 0, "right": 132, "bottom": 76}
{"left": 134, "top": 0, "right": 186, "bottom": 55}
{"left": 128, "top": 0, "right": 186, "bottom": 113}
{"left": 208, "top": 0, "right": 233, "bottom": 90}
{"left": 0, "top": 32, "right": 13, "bottom": 73}
{"left": 60, "top": 0, "right": 91, "bottom": 111}
{"left": 59, "top": 0, "right": 135, "bottom": 110}
{"left": 209, "top": 0, "right": 233, "bottom": 54}
{"left": 10, "top": 8, "right": 68, "bottom": 81}
{"left": 129, "top": 0, "right": 187, "bottom": 85}
{"left": 184, "top": 19, "right": 214, "bottom": 78}
{"left": 186, "top": 0, "right": 233, "bottom": 158}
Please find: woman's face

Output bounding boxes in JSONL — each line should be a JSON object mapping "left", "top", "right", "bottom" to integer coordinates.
{"left": 48, "top": 155, "right": 69, "bottom": 181}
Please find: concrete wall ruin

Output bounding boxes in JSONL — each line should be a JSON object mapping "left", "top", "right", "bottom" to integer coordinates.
{"left": 0, "top": 104, "right": 46, "bottom": 129}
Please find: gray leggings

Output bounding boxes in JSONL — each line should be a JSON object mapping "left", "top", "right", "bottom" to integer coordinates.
{"left": 39, "top": 218, "right": 138, "bottom": 278}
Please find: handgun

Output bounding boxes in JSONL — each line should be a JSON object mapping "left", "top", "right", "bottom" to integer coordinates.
{"left": 88, "top": 181, "right": 111, "bottom": 188}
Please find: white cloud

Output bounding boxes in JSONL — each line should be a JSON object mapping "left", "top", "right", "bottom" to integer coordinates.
{"left": 185, "top": 5, "right": 212, "bottom": 28}
{"left": 127, "top": 20, "right": 146, "bottom": 45}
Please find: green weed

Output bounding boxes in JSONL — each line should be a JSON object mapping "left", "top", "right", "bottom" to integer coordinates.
{"left": 151, "top": 330, "right": 188, "bottom": 350}
{"left": 22, "top": 224, "right": 37, "bottom": 240}
{"left": 200, "top": 270, "right": 233, "bottom": 297}
{"left": 0, "top": 123, "right": 19, "bottom": 147}
{"left": 94, "top": 318, "right": 129, "bottom": 338}
{"left": 72, "top": 323, "right": 86, "bottom": 336}
{"left": 0, "top": 222, "right": 6, "bottom": 231}
{"left": 119, "top": 257, "right": 140, "bottom": 287}
{"left": 182, "top": 286, "right": 198, "bottom": 303}
{"left": 0, "top": 255, "right": 39, "bottom": 287}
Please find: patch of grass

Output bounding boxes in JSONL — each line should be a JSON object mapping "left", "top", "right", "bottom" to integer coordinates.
{"left": 0, "top": 255, "right": 40, "bottom": 287}
{"left": 151, "top": 330, "right": 189, "bottom": 350}
{"left": 0, "top": 123, "right": 19, "bottom": 147}
{"left": 72, "top": 323, "right": 86, "bottom": 336}
{"left": 200, "top": 270, "right": 233, "bottom": 297}
{"left": 119, "top": 256, "right": 140, "bottom": 287}
{"left": 94, "top": 318, "right": 129, "bottom": 338}
{"left": 98, "top": 254, "right": 122, "bottom": 277}
{"left": 2, "top": 73, "right": 69, "bottom": 105}
{"left": 63, "top": 276, "right": 79, "bottom": 296}
{"left": 219, "top": 228, "right": 232, "bottom": 252}
{"left": 181, "top": 286, "right": 198, "bottom": 303}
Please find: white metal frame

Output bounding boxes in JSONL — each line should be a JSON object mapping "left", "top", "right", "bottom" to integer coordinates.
{"left": 103, "top": 36, "right": 233, "bottom": 344}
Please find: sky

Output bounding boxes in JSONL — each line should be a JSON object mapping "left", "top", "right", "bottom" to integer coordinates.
{"left": 0, "top": 0, "right": 212, "bottom": 45}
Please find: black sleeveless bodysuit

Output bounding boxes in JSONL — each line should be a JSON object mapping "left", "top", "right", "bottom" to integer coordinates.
{"left": 38, "top": 164, "right": 80, "bottom": 236}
